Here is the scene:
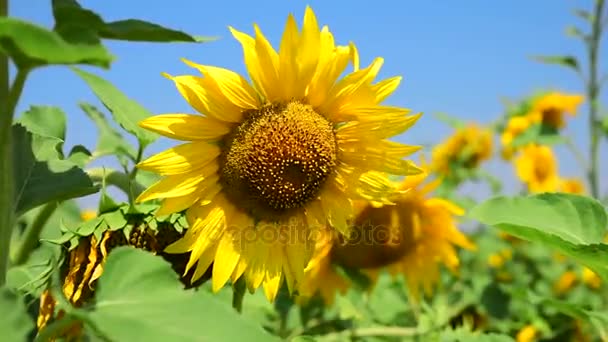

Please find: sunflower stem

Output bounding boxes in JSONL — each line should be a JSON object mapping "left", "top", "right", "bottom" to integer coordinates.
{"left": 232, "top": 277, "right": 246, "bottom": 313}
{"left": 587, "top": 0, "right": 605, "bottom": 198}
{"left": 128, "top": 143, "right": 144, "bottom": 208}
{"left": 86, "top": 167, "right": 146, "bottom": 198}
{"left": 0, "top": 67, "right": 29, "bottom": 286}
{"left": 12, "top": 202, "right": 57, "bottom": 265}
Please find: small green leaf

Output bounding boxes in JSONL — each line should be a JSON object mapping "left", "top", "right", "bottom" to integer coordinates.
{"left": 510, "top": 124, "right": 566, "bottom": 148}
{"left": 67, "top": 145, "right": 92, "bottom": 167}
{"left": 17, "top": 106, "right": 67, "bottom": 142}
{"left": 73, "top": 68, "right": 158, "bottom": 146}
{"left": 602, "top": 115, "right": 608, "bottom": 137}
{"left": 0, "top": 287, "right": 35, "bottom": 341}
{"left": 440, "top": 326, "right": 514, "bottom": 342}
{"left": 6, "top": 245, "right": 56, "bottom": 296}
{"left": 103, "top": 210, "right": 128, "bottom": 230}
{"left": 564, "top": 25, "right": 586, "bottom": 39}
{"left": 12, "top": 125, "right": 98, "bottom": 215}
{"left": 77, "top": 247, "right": 277, "bottom": 342}
{"left": 532, "top": 55, "right": 580, "bottom": 72}
{"left": 469, "top": 193, "right": 608, "bottom": 281}
{"left": 573, "top": 9, "right": 593, "bottom": 22}
{"left": 79, "top": 102, "right": 137, "bottom": 161}
{"left": 433, "top": 112, "right": 465, "bottom": 129}
{"left": 0, "top": 17, "right": 112, "bottom": 68}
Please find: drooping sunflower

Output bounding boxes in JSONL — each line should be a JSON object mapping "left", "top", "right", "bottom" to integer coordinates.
{"left": 514, "top": 144, "right": 559, "bottom": 193}
{"left": 136, "top": 7, "right": 422, "bottom": 301}
{"left": 527, "top": 92, "right": 584, "bottom": 129}
{"left": 300, "top": 170, "right": 475, "bottom": 303}
{"left": 431, "top": 124, "right": 493, "bottom": 176}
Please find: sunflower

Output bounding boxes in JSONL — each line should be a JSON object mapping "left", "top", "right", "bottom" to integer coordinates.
{"left": 431, "top": 124, "right": 493, "bottom": 176}
{"left": 559, "top": 178, "right": 586, "bottom": 194}
{"left": 136, "top": 7, "right": 422, "bottom": 301}
{"left": 300, "top": 170, "right": 475, "bottom": 303}
{"left": 514, "top": 144, "right": 559, "bottom": 193}
{"left": 500, "top": 115, "right": 533, "bottom": 160}
{"left": 527, "top": 92, "right": 584, "bottom": 129}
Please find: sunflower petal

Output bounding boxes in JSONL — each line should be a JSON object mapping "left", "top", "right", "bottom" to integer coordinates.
{"left": 139, "top": 114, "right": 231, "bottom": 141}
{"left": 182, "top": 59, "right": 261, "bottom": 110}
{"left": 137, "top": 142, "right": 219, "bottom": 175}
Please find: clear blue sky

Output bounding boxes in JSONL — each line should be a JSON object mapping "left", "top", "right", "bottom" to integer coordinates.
{"left": 10, "top": 0, "right": 608, "bottom": 207}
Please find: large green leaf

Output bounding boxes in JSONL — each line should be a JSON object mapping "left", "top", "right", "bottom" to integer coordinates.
{"left": 77, "top": 247, "right": 276, "bottom": 342}
{"left": 0, "top": 17, "right": 112, "bottom": 68}
{"left": 12, "top": 125, "right": 98, "bottom": 215}
{"left": 0, "top": 287, "right": 35, "bottom": 341}
{"left": 79, "top": 102, "right": 137, "bottom": 161}
{"left": 72, "top": 68, "right": 158, "bottom": 146}
{"left": 52, "top": 0, "right": 204, "bottom": 43}
{"left": 469, "top": 193, "right": 608, "bottom": 281}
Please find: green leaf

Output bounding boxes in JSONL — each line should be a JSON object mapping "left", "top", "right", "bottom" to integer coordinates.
{"left": 573, "top": 9, "right": 593, "bottom": 22}
{"left": 72, "top": 68, "right": 158, "bottom": 146}
{"left": 17, "top": 106, "right": 67, "bottom": 142}
{"left": 0, "top": 287, "right": 35, "bottom": 341}
{"left": 0, "top": 17, "right": 112, "bottom": 68}
{"left": 469, "top": 193, "right": 608, "bottom": 281}
{"left": 6, "top": 245, "right": 56, "bottom": 296}
{"left": 602, "top": 115, "right": 608, "bottom": 137}
{"left": 433, "top": 112, "right": 465, "bottom": 129}
{"left": 510, "top": 124, "right": 566, "bottom": 148}
{"left": 77, "top": 247, "right": 276, "bottom": 342}
{"left": 99, "top": 19, "right": 208, "bottom": 43}
{"left": 52, "top": 0, "right": 204, "bottom": 43}
{"left": 531, "top": 55, "right": 580, "bottom": 72}
{"left": 79, "top": 102, "right": 137, "bottom": 161}
{"left": 440, "top": 326, "right": 514, "bottom": 342}
{"left": 12, "top": 125, "right": 98, "bottom": 215}
{"left": 67, "top": 145, "right": 93, "bottom": 167}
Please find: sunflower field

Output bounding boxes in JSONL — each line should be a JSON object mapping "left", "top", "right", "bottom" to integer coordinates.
{"left": 2, "top": 1, "right": 608, "bottom": 341}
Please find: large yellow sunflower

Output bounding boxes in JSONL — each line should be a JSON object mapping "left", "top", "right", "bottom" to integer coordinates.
{"left": 300, "top": 170, "right": 475, "bottom": 303}
{"left": 527, "top": 92, "right": 584, "bottom": 129}
{"left": 136, "top": 7, "right": 422, "bottom": 301}
{"left": 431, "top": 124, "right": 493, "bottom": 176}
{"left": 514, "top": 144, "right": 559, "bottom": 193}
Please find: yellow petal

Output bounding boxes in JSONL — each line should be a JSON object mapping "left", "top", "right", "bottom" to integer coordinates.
{"left": 212, "top": 229, "right": 242, "bottom": 292}
{"left": 253, "top": 24, "right": 280, "bottom": 101}
{"left": 137, "top": 142, "right": 219, "bottom": 175}
{"left": 155, "top": 192, "right": 200, "bottom": 217}
{"left": 139, "top": 114, "right": 231, "bottom": 141}
{"left": 164, "top": 74, "right": 243, "bottom": 123}
{"left": 278, "top": 14, "right": 299, "bottom": 100}
{"left": 371, "top": 76, "right": 401, "bottom": 103}
{"left": 186, "top": 204, "right": 231, "bottom": 273}
{"left": 182, "top": 59, "right": 261, "bottom": 110}
{"left": 136, "top": 163, "right": 218, "bottom": 202}
{"left": 263, "top": 244, "right": 283, "bottom": 301}
{"left": 192, "top": 243, "right": 218, "bottom": 282}
{"left": 320, "top": 187, "right": 352, "bottom": 236}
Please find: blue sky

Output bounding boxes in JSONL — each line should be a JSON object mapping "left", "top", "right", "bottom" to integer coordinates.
{"left": 10, "top": 0, "right": 608, "bottom": 207}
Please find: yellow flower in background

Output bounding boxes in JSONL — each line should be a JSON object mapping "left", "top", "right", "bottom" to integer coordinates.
{"left": 487, "top": 248, "right": 512, "bottom": 268}
{"left": 299, "top": 229, "right": 350, "bottom": 305}
{"left": 431, "top": 124, "right": 493, "bottom": 175}
{"left": 332, "top": 171, "right": 475, "bottom": 300}
{"left": 135, "top": 7, "right": 422, "bottom": 301}
{"left": 559, "top": 178, "right": 586, "bottom": 194}
{"left": 582, "top": 267, "right": 601, "bottom": 290}
{"left": 515, "top": 144, "right": 559, "bottom": 193}
{"left": 80, "top": 209, "right": 97, "bottom": 221}
{"left": 527, "top": 92, "right": 584, "bottom": 129}
{"left": 553, "top": 270, "right": 578, "bottom": 295}
{"left": 500, "top": 116, "right": 533, "bottom": 160}
{"left": 516, "top": 324, "right": 538, "bottom": 342}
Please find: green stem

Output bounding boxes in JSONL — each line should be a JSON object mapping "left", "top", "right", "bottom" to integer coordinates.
{"left": 566, "top": 138, "right": 588, "bottom": 171}
{"left": 587, "top": 0, "right": 605, "bottom": 198}
{"left": 128, "top": 143, "right": 144, "bottom": 206}
{"left": 86, "top": 167, "right": 145, "bottom": 198}
{"left": 0, "top": 68, "right": 29, "bottom": 286}
{"left": 232, "top": 277, "right": 246, "bottom": 313}
{"left": 12, "top": 202, "right": 57, "bottom": 265}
